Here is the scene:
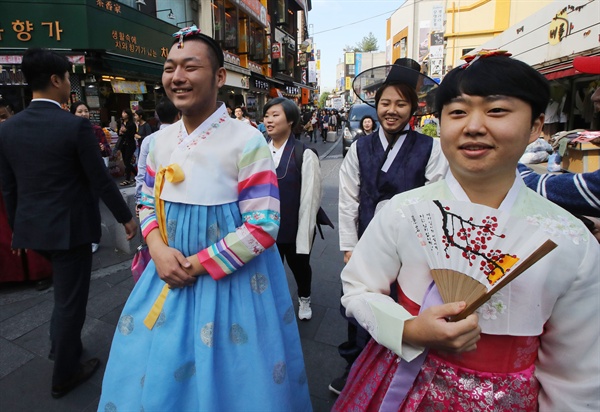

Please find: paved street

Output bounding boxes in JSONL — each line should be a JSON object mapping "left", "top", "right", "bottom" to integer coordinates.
{"left": 0, "top": 132, "right": 347, "bottom": 412}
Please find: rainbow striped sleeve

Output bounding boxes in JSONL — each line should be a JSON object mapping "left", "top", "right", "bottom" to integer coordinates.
{"left": 198, "top": 134, "right": 280, "bottom": 280}
{"left": 139, "top": 145, "right": 159, "bottom": 239}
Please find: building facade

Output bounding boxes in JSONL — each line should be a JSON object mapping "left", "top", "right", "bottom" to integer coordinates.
{"left": 385, "top": 0, "right": 552, "bottom": 80}
{"left": 0, "top": 0, "right": 314, "bottom": 124}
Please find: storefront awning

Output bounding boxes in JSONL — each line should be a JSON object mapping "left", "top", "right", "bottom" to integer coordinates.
{"left": 542, "top": 68, "right": 578, "bottom": 80}
{"left": 225, "top": 62, "right": 251, "bottom": 76}
{"left": 536, "top": 51, "right": 600, "bottom": 80}
{"left": 103, "top": 53, "right": 164, "bottom": 79}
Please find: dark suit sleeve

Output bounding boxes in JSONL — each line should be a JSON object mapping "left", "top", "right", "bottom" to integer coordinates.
{"left": 76, "top": 120, "right": 133, "bottom": 224}
{"left": 0, "top": 131, "right": 17, "bottom": 229}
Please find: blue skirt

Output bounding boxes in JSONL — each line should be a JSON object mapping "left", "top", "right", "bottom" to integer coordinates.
{"left": 98, "top": 201, "right": 312, "bottom": 411}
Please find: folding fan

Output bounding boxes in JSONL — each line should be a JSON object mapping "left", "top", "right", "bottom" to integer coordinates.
{"left": 405, "top": 200, "right": 557, "bottom": 321}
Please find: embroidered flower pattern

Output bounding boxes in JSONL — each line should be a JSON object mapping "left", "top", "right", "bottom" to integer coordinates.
{"left": 513, "top": 336, "right": 539, "bottom": 369}
{"left": 177, "top": 115, "right": 228, "bottom": 149}
{"left": 526, "top": 213, "right": 587, "bottom": 245}
{"left": 478, "top": 293, "right": 506, "bottom": 320}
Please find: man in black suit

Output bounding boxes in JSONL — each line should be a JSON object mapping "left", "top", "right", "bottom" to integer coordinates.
{"left": 0, "top": 48, "right": 138, "bottom": 398}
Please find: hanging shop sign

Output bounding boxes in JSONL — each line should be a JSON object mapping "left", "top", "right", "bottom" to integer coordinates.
{"left": 271, "top": 42, "right": 282, "bottom": 59}
{"left": 111, "top": 80, "right": 147, "bottom": 94}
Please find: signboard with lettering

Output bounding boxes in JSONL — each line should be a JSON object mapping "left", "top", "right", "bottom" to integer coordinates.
{"left": 272, "top": 43, "right": 282, "bottom": 59}
{"left": 0, "top": 0, "right": 177, "bottom": 65}
{"left": 232, "top": 0, "right": 268, "bottom": 27}
{"left": 284, "top": 85, "right": 299, "bottom": 96}
{"left": 251, "top": 77, "right": 270, "bottom": 91}
{"left": 111, "top": 80, "right": 147, "bottom": 94}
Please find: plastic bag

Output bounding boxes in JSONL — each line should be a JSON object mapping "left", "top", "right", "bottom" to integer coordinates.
{"left": 547, "top": 152, "right": 562, "bottom": 172}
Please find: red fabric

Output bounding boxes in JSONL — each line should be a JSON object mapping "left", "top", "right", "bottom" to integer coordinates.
{"left": 573, "top": 56, "right": 600, "bottom": 75}
{"left": 334, "top": 285, "right": 541, "bottom": 411}
{"left": 0, "top": 193, "right": 52, "bottom": 283}
{"left": 334, "top": 335, "right": 539, "bottom": 412}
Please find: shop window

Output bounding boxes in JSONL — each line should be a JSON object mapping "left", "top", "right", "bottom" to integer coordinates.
{"left": 249, "top": 22, "right": 266, "bottom": 62}
{"left": 276, "top": 0, "right": 287, "bottom": 25}
{"left": 214, "top": 0, "right": 238, "bottom": 52}
{"left": 400, "top": 38, "right": 407, "bottom": 58}
{"left": 282, "top": 50, "right": 294, "bottom": 77}
{"left": 214, "top": 1, "right": 225, "bottom": 43}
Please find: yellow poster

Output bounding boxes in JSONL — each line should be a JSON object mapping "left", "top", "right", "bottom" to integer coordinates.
{"left": 316, "top": 60, "right": 320, "bottom": 70}
{"left": 345, "top": 53, "right": 355, "bottom": 65}
{"left": 345, "top": 76, "right": 352, "bottom": 91}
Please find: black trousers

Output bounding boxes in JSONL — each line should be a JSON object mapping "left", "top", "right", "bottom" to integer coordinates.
{"left": 121, "top": 144, "right": 136, "bottom": 181}
{"left": 337, "top": 282, "right": 397, "bottom": 368}
{"left": 277, "top": 242, "right": 312, "bottom": 298}
{"left": 38, "top": 243, "right": 92, "bottom": 386}
{"left": 321, "top": 128, "right": 328, "bottom": 141}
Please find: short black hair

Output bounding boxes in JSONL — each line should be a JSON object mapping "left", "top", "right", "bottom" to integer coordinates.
{"left": 70, "top": 101, "right": 89, "bottom": 115}
{"left": 263, "top": 97, "right": 300, "bottom": 128}
{"left": 375, "top": 82, "right": 419, "bottom": 114}
{"left": 435, "top": 55, "right": 550, "bottom": 124}
{"left": 22, "top": 48, "right": 70, "bottom": 91}
{"left": 359, "top": 115, "right": 376, "bottom": 131}
{"left": 171, "top": 34, "right": 224, "bottom": 72}
{"left": 235, "top": 106, "right": 249, "bottom": 116}
{"left": 134, "top": 108, "right": 146, "bottom": 121}
{"left": 155, "top": 97, "right": 179, "bottom": 124}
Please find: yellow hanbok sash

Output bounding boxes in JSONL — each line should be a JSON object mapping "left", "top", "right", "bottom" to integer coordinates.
{"left": 143, "top": 164, "right": 184, "bottom": 330}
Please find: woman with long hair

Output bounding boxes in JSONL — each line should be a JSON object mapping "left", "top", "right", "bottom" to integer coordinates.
{"left": 117, "top": 108, "right": 136, "bottom": 186}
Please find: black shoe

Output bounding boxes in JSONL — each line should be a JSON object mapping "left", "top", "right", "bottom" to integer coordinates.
{"left": 51, "top": 358, "right": 100, "bottom": 399}
{"left": 328, "top": 370, "right": 349, "bottom": 396}
{"left": 35, "top": 278, "right": 52, "bottom": 291}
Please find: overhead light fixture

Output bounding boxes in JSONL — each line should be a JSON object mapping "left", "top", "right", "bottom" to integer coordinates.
{"left": 154, "top": 83, "right": 163, "bottom": 90}
{"left": 136, "top": 0, "right": 146, "bottom": 5}
{"left": 156, "top": 9, "right": 175, "bottom": 20}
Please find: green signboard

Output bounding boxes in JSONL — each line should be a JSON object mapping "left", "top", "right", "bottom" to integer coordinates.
{"left": 0, "top": 0, "right": 178, "bottom": 64}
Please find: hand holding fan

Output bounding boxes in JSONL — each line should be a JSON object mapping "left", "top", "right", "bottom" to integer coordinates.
{"left": 406, "top": 200, "right": 557, "bottom": 322}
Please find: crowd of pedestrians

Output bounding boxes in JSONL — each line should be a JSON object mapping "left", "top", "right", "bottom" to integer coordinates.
{"left": 0, "top": 33, "right": 599, "bottom": 412}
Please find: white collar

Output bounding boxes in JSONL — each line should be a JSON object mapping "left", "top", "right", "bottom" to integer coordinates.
{"left": 179, "top": 102, "right": 228, "bottom": 146}
{"left": 31, "top": 98, "right": 61, "bottom": 108}
{"left": 445, "top": 170, "right": 523, "bottom": 212}
{"left": 268, "top": 138, "right": 289, "bottom": 167}
{"left": 379, "top": 124, "right": 410, "bottom": 172}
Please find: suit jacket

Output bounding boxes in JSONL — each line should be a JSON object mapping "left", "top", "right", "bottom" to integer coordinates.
{"left": 0, "top": 100, "right": 132, "bottom": 250}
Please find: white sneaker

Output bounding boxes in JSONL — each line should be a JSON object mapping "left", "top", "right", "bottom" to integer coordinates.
{"left": 91, "top": 243, "right": 99, "bottom": 254}
{"left": 298, "top": 297, "right": 312, "bottom": 320}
